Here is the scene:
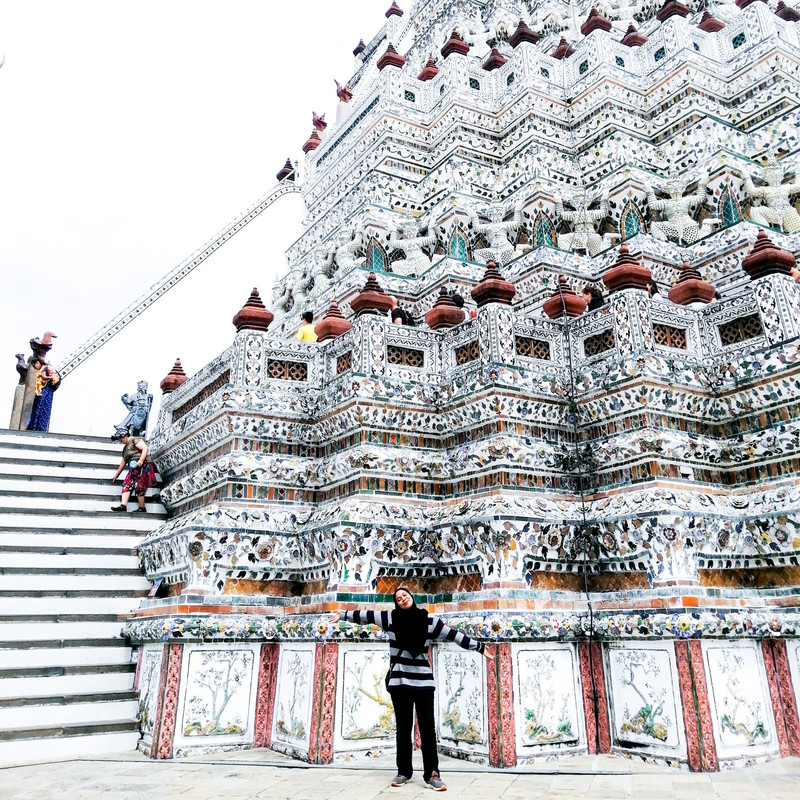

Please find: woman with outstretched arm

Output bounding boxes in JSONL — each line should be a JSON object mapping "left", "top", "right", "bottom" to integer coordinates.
{"left": 330, "top": 587, "right": 492, "bottom": 792}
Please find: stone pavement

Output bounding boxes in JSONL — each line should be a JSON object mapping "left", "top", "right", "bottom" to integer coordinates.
{"left": 2, "top": 749, "right": 800, "bottom": 800}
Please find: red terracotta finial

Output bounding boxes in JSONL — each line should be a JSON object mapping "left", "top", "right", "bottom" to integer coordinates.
{"left": 741, "top": 229, "right": 797, "bottom": 279}
{"left": 668, "top": 260, "right": 716, "bottom": 305}
{"left": 377, "top": 42, "right": 406, "bottom": 70}
{"left": 315, "top": 300, "right": 353, "bottom": 341}
{"left": 736, "top": 0, "right": 765, "bottom": 8}
{"left": 160, "top": 358, "right": 188, "bottom": 394}
{"left": 543, "top": 275, "right": 588, "bottom": 319}
{"left": 350, "top": 273, "right": 395, "bottom": 317}
{"left": 425, "top": 287, "right": 466, "bottom": 329}
{"left": 581, "top": 7, "right": 613, "bottom": 35}
{"left": 776, "top": 1, "right": 800, "bottom": 21}
{"left": 335, "top": 80, "right": 353, "bottom": 103}
{"left": 509, "top": 18, "right": 540, "bottom": 47}
{"left": 698, "top": 11, "right": 725, "bottom": 31}
{"left": 276, "top": 158, "right": 295, "bottom": 182}
{"left": 470, "top": 261, "right": 516, "bottom": 307}
{"left": 552, "top": 37, "right": 576, "bottom": 59}
{"left": 302, "top": 130, "right": 322, "bottom": 153}
{"left": 385, "top": 1, "right": 403, "bottom": 17}
{"left": 233, "top": 288, "right": 274, "bottom": 331}
{"left": 483, "top": 46, "right": 507, "bottom": 71}
{"left": 441, "top": 29, "right": 470, "bottom": 58}
{"left": 353, "top": 39, "right": 366, "bottom": 56}
{"left": 657, "top": 0, "right": 690, "bottom": 22}
{"left": 312, "top": 112, "right": 327, "bottom": 132}
{"left": 621, "top": 23, "right": 648, "bottom": 46}
{"left": 418, "top": 56, "right": 439, "bottom": 81}
{"left": 602, "top": 243, "right": 652, "bottom": 293}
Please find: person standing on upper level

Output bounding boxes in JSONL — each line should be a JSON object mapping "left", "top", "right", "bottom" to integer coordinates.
{"left": 296, "top": 311, "right": 318, "bottom": 342}
{"left": 330, "top": 587, "right": 492, "bottom": 792}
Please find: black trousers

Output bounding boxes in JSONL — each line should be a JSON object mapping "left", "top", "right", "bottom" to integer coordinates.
{"left": 390, "top": 687, "right": 438, "bottom": 780}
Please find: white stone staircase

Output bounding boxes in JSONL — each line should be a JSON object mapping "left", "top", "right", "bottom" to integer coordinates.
{"left": 0, "top": 429, "right": 164, "bottom": 764}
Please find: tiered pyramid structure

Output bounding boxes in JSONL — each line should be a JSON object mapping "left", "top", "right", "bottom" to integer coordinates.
{"left": 126, "top": 0, "right": 800, "bottom": 770}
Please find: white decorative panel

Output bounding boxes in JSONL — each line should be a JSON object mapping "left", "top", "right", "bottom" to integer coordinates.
{"left": 272, "top": 643, "right": 316, "bottom": 755}
{"left": 137, "top": 644, "right": 164, "bottom": 747}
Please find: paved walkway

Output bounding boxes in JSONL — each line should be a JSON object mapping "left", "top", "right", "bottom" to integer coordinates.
{"left": 3, "top": 750, "right": 800, "bottom": 799}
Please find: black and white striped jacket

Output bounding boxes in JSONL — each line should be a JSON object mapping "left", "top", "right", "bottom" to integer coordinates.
{"left": 343, "top": 609, "right": 485, "bottom": 691}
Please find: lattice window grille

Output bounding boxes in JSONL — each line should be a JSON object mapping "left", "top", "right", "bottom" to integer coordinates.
{"left": 404, "top": 90, "right": 416, "bottom": 102}
{"left": 267, "top": 360, "right": 309, "bottom": 381}
{"left": 579, "top": 60, "right": 589, "bottom": 75}
{"left": 387, "top": 345, "right": 425, "bottom": 367}
{"left": 541, "top": 67, "right": 550, "bottom": 79}
{"left": 515, "top": 336, "right": 551, "bottom": 360}
{"left": 616, "top": 56, "right": 625, "bottom": 67}
{"left": 718, "top": 314, "right": 763, "bottom": 346}
{"left": 652, "top": 323, "right": 687, "bottom": 350}
{"left": 583, "top": 329, "right": 616, "bottom": 357}
{"left": 732, "top": 32, "right": 746, "bottom": 49}
{"left": 336, "top": 352, "right": 353, "bottom": 374}
{"left": 469, "top": 78, "right": 480, "bottom": 90}
{"left": 455, "top": 340, "right": 479, "bottom": 365}
{"left": 654, "top": 47, "right": 666, "bottom": 62}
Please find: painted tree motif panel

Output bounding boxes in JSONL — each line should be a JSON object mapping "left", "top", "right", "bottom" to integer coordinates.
{"left": 513, "top": 645, "right": 582, "bottom": 752}
{"left": 137, "top": 645, "right": 164, "bottom": 744}
{"left": 273, "top": 645, "right": 315, "bottom": 751}
{"left": 607, "top": 645, "right": 682, "bottom": 752}
{"left": 180, "top": 647, "right": 256, "bottom": 739}
{"left": 335, "top": 645, "right": 394, "bottom": 747}
{"left": 703, "top": 642, "right": 777, "bottom": 760}
{"left": 435, "top": 645, "right": 488, "bottom": 755}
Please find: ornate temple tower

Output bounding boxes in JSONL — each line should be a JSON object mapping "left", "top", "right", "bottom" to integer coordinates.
{"left": 127, "top": 0, "right": 800, "bottom": 770}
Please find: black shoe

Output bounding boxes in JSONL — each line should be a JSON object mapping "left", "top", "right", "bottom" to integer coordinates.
{"left": 135, "top": 507, "right": 147, "bottom": 513}
{"left": 111, "top": 504, "right": 127, "bottom": 512}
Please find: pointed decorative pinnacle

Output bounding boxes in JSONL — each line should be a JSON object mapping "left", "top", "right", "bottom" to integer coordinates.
{"left": 551, "top": 37, "right": 576, "bottom": 60}
{"left": 509, "top": 18, "right": 539, "bottom": 47}
{"left": 621, "top": 23, "right": 648, "bottom": 46}
{"left": 425, "top": 287, "right": 465, "bottom": 329}
{"left": 776, "top": 1, "right": 800, "bottom": 21}
{"left": 543, "top": 275, "right": 587, "bottom": 319}
{"left": 276, "top": 158, "right": 295, "bottom": 182}
{"left": 471, "top": 261, "right": 516, "bottom": 307}
{"left": 418, "top": 56, "right": 439, "bottom": 81}
{"left": 741, "top": 229, "right": 797, "bottom": 279}
{"left": 657, "top": 0, "right": 690, "bottom": 22}
{"left": 736, "top": 0, "right": 766, "bottom": 8}
{"left": 302, "top": 130, "right": 322, "bottom": 153}
{"left": 385, "top": 1, "right": 403, "bottom": 18}
{"left": 353, "top": 39, "right": 366, "bottom": 56}
{"left": 581, "top": 7, "right": 612, "bottom": 35}
{"left": 441, "top": 29, "right": 470, "bottom": 58}
{"left": 377, "top": 42, "right": 406, "bottom": 70}
{"left": 160, "top": 358, "right": 188, "bottom": 394}
{"left": 483, "top": 46, "right": 507, "bottom": 71}
{"left": 315, "top": 301, "right": 353, "bottom": 341}
{"left": 668, "top": 260, "right": 716, "bottom": 305}
{"left": 350, "top": 273, "right": 394, "bottom": 317}
{"left": 698, "top": 11, "right": 725, "bottom": 31}
{"left": 233, "top": 288, "right": 274, "bottom": 331}
{"left": 602, "top": 243, "right": 652, "bottom": 293}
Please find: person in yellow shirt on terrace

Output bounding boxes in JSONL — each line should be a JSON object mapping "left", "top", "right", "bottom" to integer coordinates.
{"left": 296, "top": 311, "right": 318, "bottom": 342}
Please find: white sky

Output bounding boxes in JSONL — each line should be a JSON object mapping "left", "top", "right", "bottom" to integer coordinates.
{"left": 0, "top": 0, "right": 383, "bottom": 435}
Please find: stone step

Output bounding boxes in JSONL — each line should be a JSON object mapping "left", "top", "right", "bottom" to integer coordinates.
{"left": 0, "top": 531, "right": 149, "bottom": 550}
{"left": 0, "top": 553, "right": 140, "bottom": 570}
{"left": 0, "top": 543, "right": 138, "bottom": 556}
{"left": 0, "top": 430, "right": 122, "bottom": 453}
{"left": 0, "top": 718, "right": 138, "bottom": 742}
{"left": 0, "top": 448, "right": 121, "bottom": 468}
{"left": 0, "top": 669, "right": 134, "bottom": 698}
{"left": 0, "top": 645, "right": 132, "bottom": 669}
{"left": 0, "top": 573, "right": 150, "bottom": 590}
{"left": 0, "top": 662, "right": 135, "bottom": 681}
{"left": 0, "top": 496, "right": 167, "bottom": 514}
{"left": 0, "top": 698, "right": 139, "bottom": 729}
{"left": 0, "top": 688, "right": 138, "bottom": 708}
{"left": 0, "top": 596, "right": 141, "bottom": 615}
{"left": 0, "top": 728, "right": 139, "bottom": 765}
{"left": 0, "top": 463, "right": 134, "bottom": 482}
{"left": 0, "top": 621, "right": 130, "bottom": 641}
{"left": 0, "top": 478, "right": 160, "bottom": 500}
{"left": 0, "top": 638, "right": 135, "bottom": 651}
{"left": 0, "top": 513, "right": 161, "bottom": 531}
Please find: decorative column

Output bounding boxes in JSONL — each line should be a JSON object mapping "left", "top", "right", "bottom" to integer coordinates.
{"left": 486, "top": 643, "right": 517, "bottom": 767}
{"left": 472, "top": 262, "right": 517, "bottom": 367}
{"left": 253, "top": 643, "right": 281, "bottom": 749}
{"left": 230, "top": 288, "right": 273, "bottom": 388}
{"left": 761, "top": 639, "right": 800, "bottom": 757}
{"left": 150, "top": 642, "right": 184, "bottom": 760}
{"left": 602, "top": 244, "right": 653, "bottom": 355}
{"left": 674, "top": 640, "right": 718, "bottom": 771}
{"left": 578, "top": 641, "right": 611, "bottom": 754}
{"left": 308, "top": 641, "right": 339, "bottom": 764}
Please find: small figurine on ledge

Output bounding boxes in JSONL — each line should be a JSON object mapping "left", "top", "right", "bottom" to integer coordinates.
{"left": 115, "top": 380, "right": 153, "bottom": 438}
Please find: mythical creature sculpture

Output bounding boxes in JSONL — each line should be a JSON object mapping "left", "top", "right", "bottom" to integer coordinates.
{"left": 332, "top": 227, "right": 365, "bottom": 272}
{"left": 467, "top": 197, "right": 529, "bottom": 265}
{"left": 388, "top": 219, "right": 436, "bottom": 277}
{"left": 743, "top": 150, "right": 800, "bottom": 233}
{"left": 554, "top": 185, "right": 616, "bottom": 256}
{"left": 645, "top": 168, "right": 720, "bottom": 245}
{"left": 335, "top": 80, "right": 353, "bottom": 103}
{"left": 116, "top": 380, "right": 153, "bottom": 437}
{"left": 312, "top": 112, "right": 327, "bottom": 132}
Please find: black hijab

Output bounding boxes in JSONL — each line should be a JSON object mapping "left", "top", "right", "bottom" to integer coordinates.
{"left": 391, "top": 587, "right": 429, "bottom": 656}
